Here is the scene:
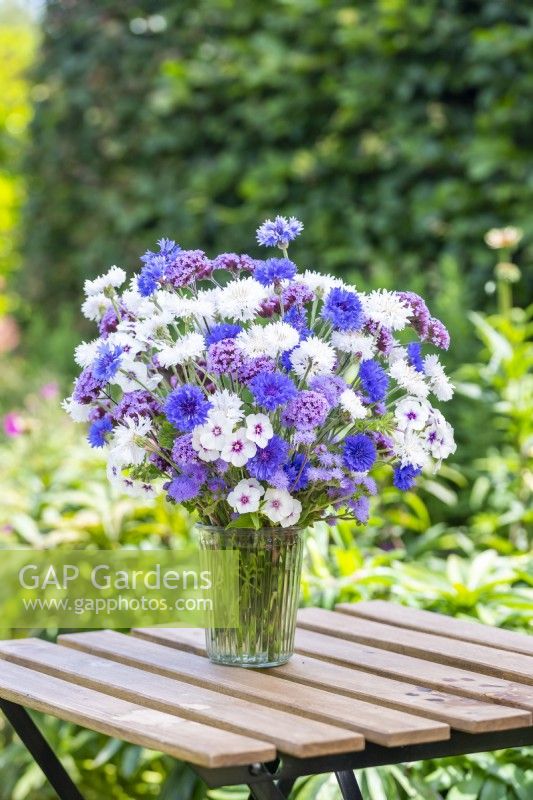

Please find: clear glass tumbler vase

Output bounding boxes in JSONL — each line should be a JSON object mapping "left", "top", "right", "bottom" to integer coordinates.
{"left": 196, "top": 524, "right": 304, "bottom": 668}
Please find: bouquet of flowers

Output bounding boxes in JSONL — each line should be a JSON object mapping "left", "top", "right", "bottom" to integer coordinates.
{"left": 65, "top": 216, "right": 456, "bottom": 530}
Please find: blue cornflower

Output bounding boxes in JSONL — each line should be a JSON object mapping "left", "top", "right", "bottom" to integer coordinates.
{"left": 249, "top": 371, "right": 297, "bottom": 411}
{"left": 205, "top": 323, "right": 242, "bottom": 347}
{"left": 140, "top": 238, "right": 181, "bottom": 266}
{"left": 393, "top": 464, "right": 422, "bottom": 491}
{"left": 166, "top": 474, "right": 202, "bottom": 503}
{"left": 284, "top": 305, "right": 311, "bottom": 338}
{"left": 343, "top": 434, "right": 377, "bottom": 472}
{"left": 247, "top": 436, "right": 289, "bottom": 481}
{"left": 254, "top": 257, "right": 297, "bottom": 286}
{"left": 322, "top": 288, "right": 364, "bottom": 331}
{"left": 358, "top": 359, "right": 389, "bottom": 402}
{"left": 407, "top": 342, "right": 424, "bottom": 373}
{"left": 256, "top": 216, "right": 304, "bottom": 248}
{"left": 87, "top": 416, "right": 113, "bottom": 448}
{"left": 92, "top": 343, "right": 123, "bottom": 382}
{"left": 164, "top": 384, "right": 211, "bottom": 431}
{"left": 138, "top": 257, "right": 165, "bottom": 296}
{"left": 284, "top": 453, "right": 310, "bottom": 491}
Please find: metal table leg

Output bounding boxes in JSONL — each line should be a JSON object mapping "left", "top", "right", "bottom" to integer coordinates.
{"left": 336, "top": 770, "right": 364, "bottom": 800}
{"left": 0, "top": 699, "right": 86, "bottom": 800}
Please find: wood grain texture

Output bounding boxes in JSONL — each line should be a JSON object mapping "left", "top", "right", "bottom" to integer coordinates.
{"left": 139, "top": 628, "right": 531, "bottom": 733}
{"left": 292, "top": 628, "right": 533, "bottom": 713}
{"left": 59, "top": 630, "right": 449, "bottom": 747}
{"left": 297, "top": 608, "right": 533, "bottom": 685}
{"left": 337, "top": 601, "right": 533, "bottom": 657}
{"left": 0, "top": 658, "right": 275, "bottom": 767}
{"left": 0, "top": 638, "right": 359, "bottom": 758}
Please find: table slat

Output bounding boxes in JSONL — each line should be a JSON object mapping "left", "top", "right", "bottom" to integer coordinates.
{"left": 147, "top": 628, "right": 531, "bottom": 733}
{"left": 337, "top": 601, "right": 533, "bottom": 657}
{"left": 298, "top": 608, "right": 533, "bottom": 685}
{"left": 59, "top": 631, "right": 449, "bottom": 748}
{"left": 0, "top": 659, "right": 275, "bottom": 767}
{"left": 0, "top": 638, "right": 360, "bottom": 759}
{"left": 292, "top": 628, "right": 533, "bottom": 712}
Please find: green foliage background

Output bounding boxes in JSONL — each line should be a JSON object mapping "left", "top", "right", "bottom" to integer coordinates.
{"left": 22, "top": 0, "right": 533, "bottom": 320}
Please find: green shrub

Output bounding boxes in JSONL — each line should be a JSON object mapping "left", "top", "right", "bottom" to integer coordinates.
{"left": 22, "top": 0, "right": 533, "bottom": 318}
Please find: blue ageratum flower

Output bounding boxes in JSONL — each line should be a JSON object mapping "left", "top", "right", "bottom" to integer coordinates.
{"left": 343, "top": 434, "right": 377, "bottom": 472}
{"left": 166, "top": 474, "right": 202, "bottom": 503}
{"left": 164, "top": 385, "right": 211, "bottom": 431}
{"left": 256, "top": 216, "right": 304, "bottom": 248}
{"left": 322, "top": 288, "right": 364, "bottom": 331}
{"left": 407, "top": 342, "right": 424, "bottom": 373}
{"left": 249, "top": 371, "right": 297, "bottom": 411}
{"left": 393, "top": 464, "right": 422, "bottom": 491}
{"left": 87, "top": 416, "right": 113, "bottom": 448}
{"left": 205, "top": 323, "right": 242, "bottom": 347}
{"left": 358, "top": 359, "right": 389, "bottom": 402}
{"left": 247, "top": 435, "right": 289, "bottom": 481}
{"left": 92, "top": 343, "right": 123, "bottom": 382}
{"left": 254, "top": 257, "right": 297, "bottom": 286}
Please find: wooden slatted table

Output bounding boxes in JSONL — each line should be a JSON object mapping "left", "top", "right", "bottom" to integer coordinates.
{"left": 0, "top": 602, "right": 532, "bottom": 800}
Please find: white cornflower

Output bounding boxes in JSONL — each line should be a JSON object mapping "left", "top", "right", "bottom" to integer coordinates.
{"left": 392, "top": 429, "right": 429, "bottom": 469}
{"left": 220, "top": 428, "right": 257, "bottom": 467}
{"left": 339, "top": 388, "right": 368, "bottom": 420}
{"left": 109, "top": 417, "right": 152, "bottom": 466}
{"left": 121, "top": 285, "right": 146, "bottom": 315}
{"left": 74, "top": 339, "right": 100, "bottom": 367}
{"left": 81, "top": 293, "right": 112, "bottom": 322}
{"left": 217, "top": 278, "right": 267, "bottom": 322}
{"left": 387, "top": 344, "right": 408, "bottom": 365}
{"left": 331, "top": 331, "right": 377, "bottom": 360}
{"left": 191, "top": 426, "right": 220, "bottom": 462}
{"left": 262, "top": 488, "right": 301, "bottom": 526}
{"left": 361, "top": 290, "right": 411, "bottom": 331}
{"left": 135, "top": 312, "right": 173, "bottom": 343}
{"left": 290, "top": 337, "right": 336, "bottom": 378}
{"left": 61, "top": 396, "right": 91, "bottom": 423}
{"left": 237, "top": 321, "right": 299, "bottom": 359}
{"left": 300, "top": 270, "right": 346, "bottom": 297}
{"left": 390, "top": 359, "right": 429, "bottom": 398}
{"left": 245, "top": 413, "right": 273, "bottom": 448}
{"left": 394, "top": 397, "right": 430, "bottom": 431}
{"left": 423, "top": 354, "right": 454, "bottom": 401}
{"left": 227, "top": 478, "right": 265, "bottom": 514}
{"left": 84, "top": 266, "right": 127, "bottom": 296}
{"left": 209, "top": 390, "right": 244, "bottom": 423}
{"left": 198, "top": 413, "right": 234, "bottom": 451}
{"left": 111, "top": 356, "right": 162, "bottom": 393}
{"left": 157, "top": 332, "right": 205, "bottom": 368}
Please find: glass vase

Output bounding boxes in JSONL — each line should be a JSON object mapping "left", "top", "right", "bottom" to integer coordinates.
{"left": 196, "top": 524, "right": 304, "bottom": 668}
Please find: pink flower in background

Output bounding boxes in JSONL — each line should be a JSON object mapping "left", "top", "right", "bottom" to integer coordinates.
{"left": 3, "top": 412, "right": 24, "bottom": 437}
{"left": 40, "top": 382, "right": 59, "bottom": 399}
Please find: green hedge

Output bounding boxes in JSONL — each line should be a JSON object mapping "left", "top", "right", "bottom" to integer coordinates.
{"left": 22, "top": 0, "right": 533, "bottom": 313}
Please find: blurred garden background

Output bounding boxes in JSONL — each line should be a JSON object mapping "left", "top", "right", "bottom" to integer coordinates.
{"left": 0, "top": 0, "right": 532, "bottom": 798}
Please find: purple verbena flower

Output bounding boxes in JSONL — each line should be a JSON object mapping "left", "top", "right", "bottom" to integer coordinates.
{"left": 343, "top": 434, "right": 377, "bottom": 472}
{"left": 427, "top": 317, "right": 450, "bottom": 350}
{"left": 365, "top": 320, "right": 394, "bottom": 354}
{"left": 212, "top": 253, "right": 255, "bottom": 273}
{"left": 172, "top": 433, "right": 199, "bottom": 466}
{"left": 73, "top": 368, "right": 104, "bottom": 404}
{"left": 358, "top": 359, "right": 389, "bottom": 402}
{"left": 309, "top": 374, "right": 347, "bottom": 407}
{"left": 114, "top": 390, "right": 161, "bottom": 421}
{"left": 166, "top": 250, "right": 212, "bottom": 287}
{"left": 258, "top": 296, "right": 281, "bottom": 318}
{"left": 322, "top": 288, "right": 364, "bottom": 331}
{"left": 398, "top": 292, "right": 430, "bottom": 338}
{"left": 256, "top": 216, "right": 304, "bottom": 248}
{"left": 206, "top": 339, "right": 245, "bottom": 376}
{"left": 164, "top": 384, "right": 211, "bottom": 431}
{"left": 281, "top": 281, "right": 314, "bottom": 308}
{"left": 254, "top": 257, "right": 297, "bottom": 286}
{"left": 282, "top": 390, "right": 329, "bottom": 430}
{"left": 98, "top": 305, "right": 121, "bottom": 338}
{"left": 238, "top": 355, "right": 276, "bottom": 382}
{"left": 247, "top": 435, "right": 289, "bottom": 481}
{"left": 249, "top": 371, "right": 297, "bottom": 411}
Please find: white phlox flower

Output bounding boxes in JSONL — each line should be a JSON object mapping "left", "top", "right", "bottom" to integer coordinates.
{"left": 394, "top": 397, "right": 430, "bottom": 431}
{"left": 390, "top": 359, "right": 429, "bottom": 398}
{"left": 391, "top": 428, "right": 429, "bottom": 469}
{"left": 262, "top": 488, "right": 302, "bottom": 526}
{"left": 157, "top": 332, "right": 205, "bottom": 368}
{"left": 198, "top": 412, "right": 234, "bottom": 451}
{"left": 426, "top": 409, "right": 456, "bottom": 460}
{"left": 245, "top": 413, "right": 274, "bottom": 448}
{"left": 290, "top": 336, "right": 336, "bottom": 378}
{"left": 191, "top": 426, "right": 220, "bottom": 462}
{"left": 227, "top": 478, "right": 265, "bottom": 514}
{"left": 107, "top": 457, "right": 157, "bottom": 499}
{"left": 423, "top": 354, "right": 454, "bottom": 401}
{"left": 220, "top": 428, "right": 257, "bottom": 467}
{"left": 331, "top": 331, "right": 377, "bottom": 360}
{"left": 217, "top": 278, "right": 267, "bottom": 322}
